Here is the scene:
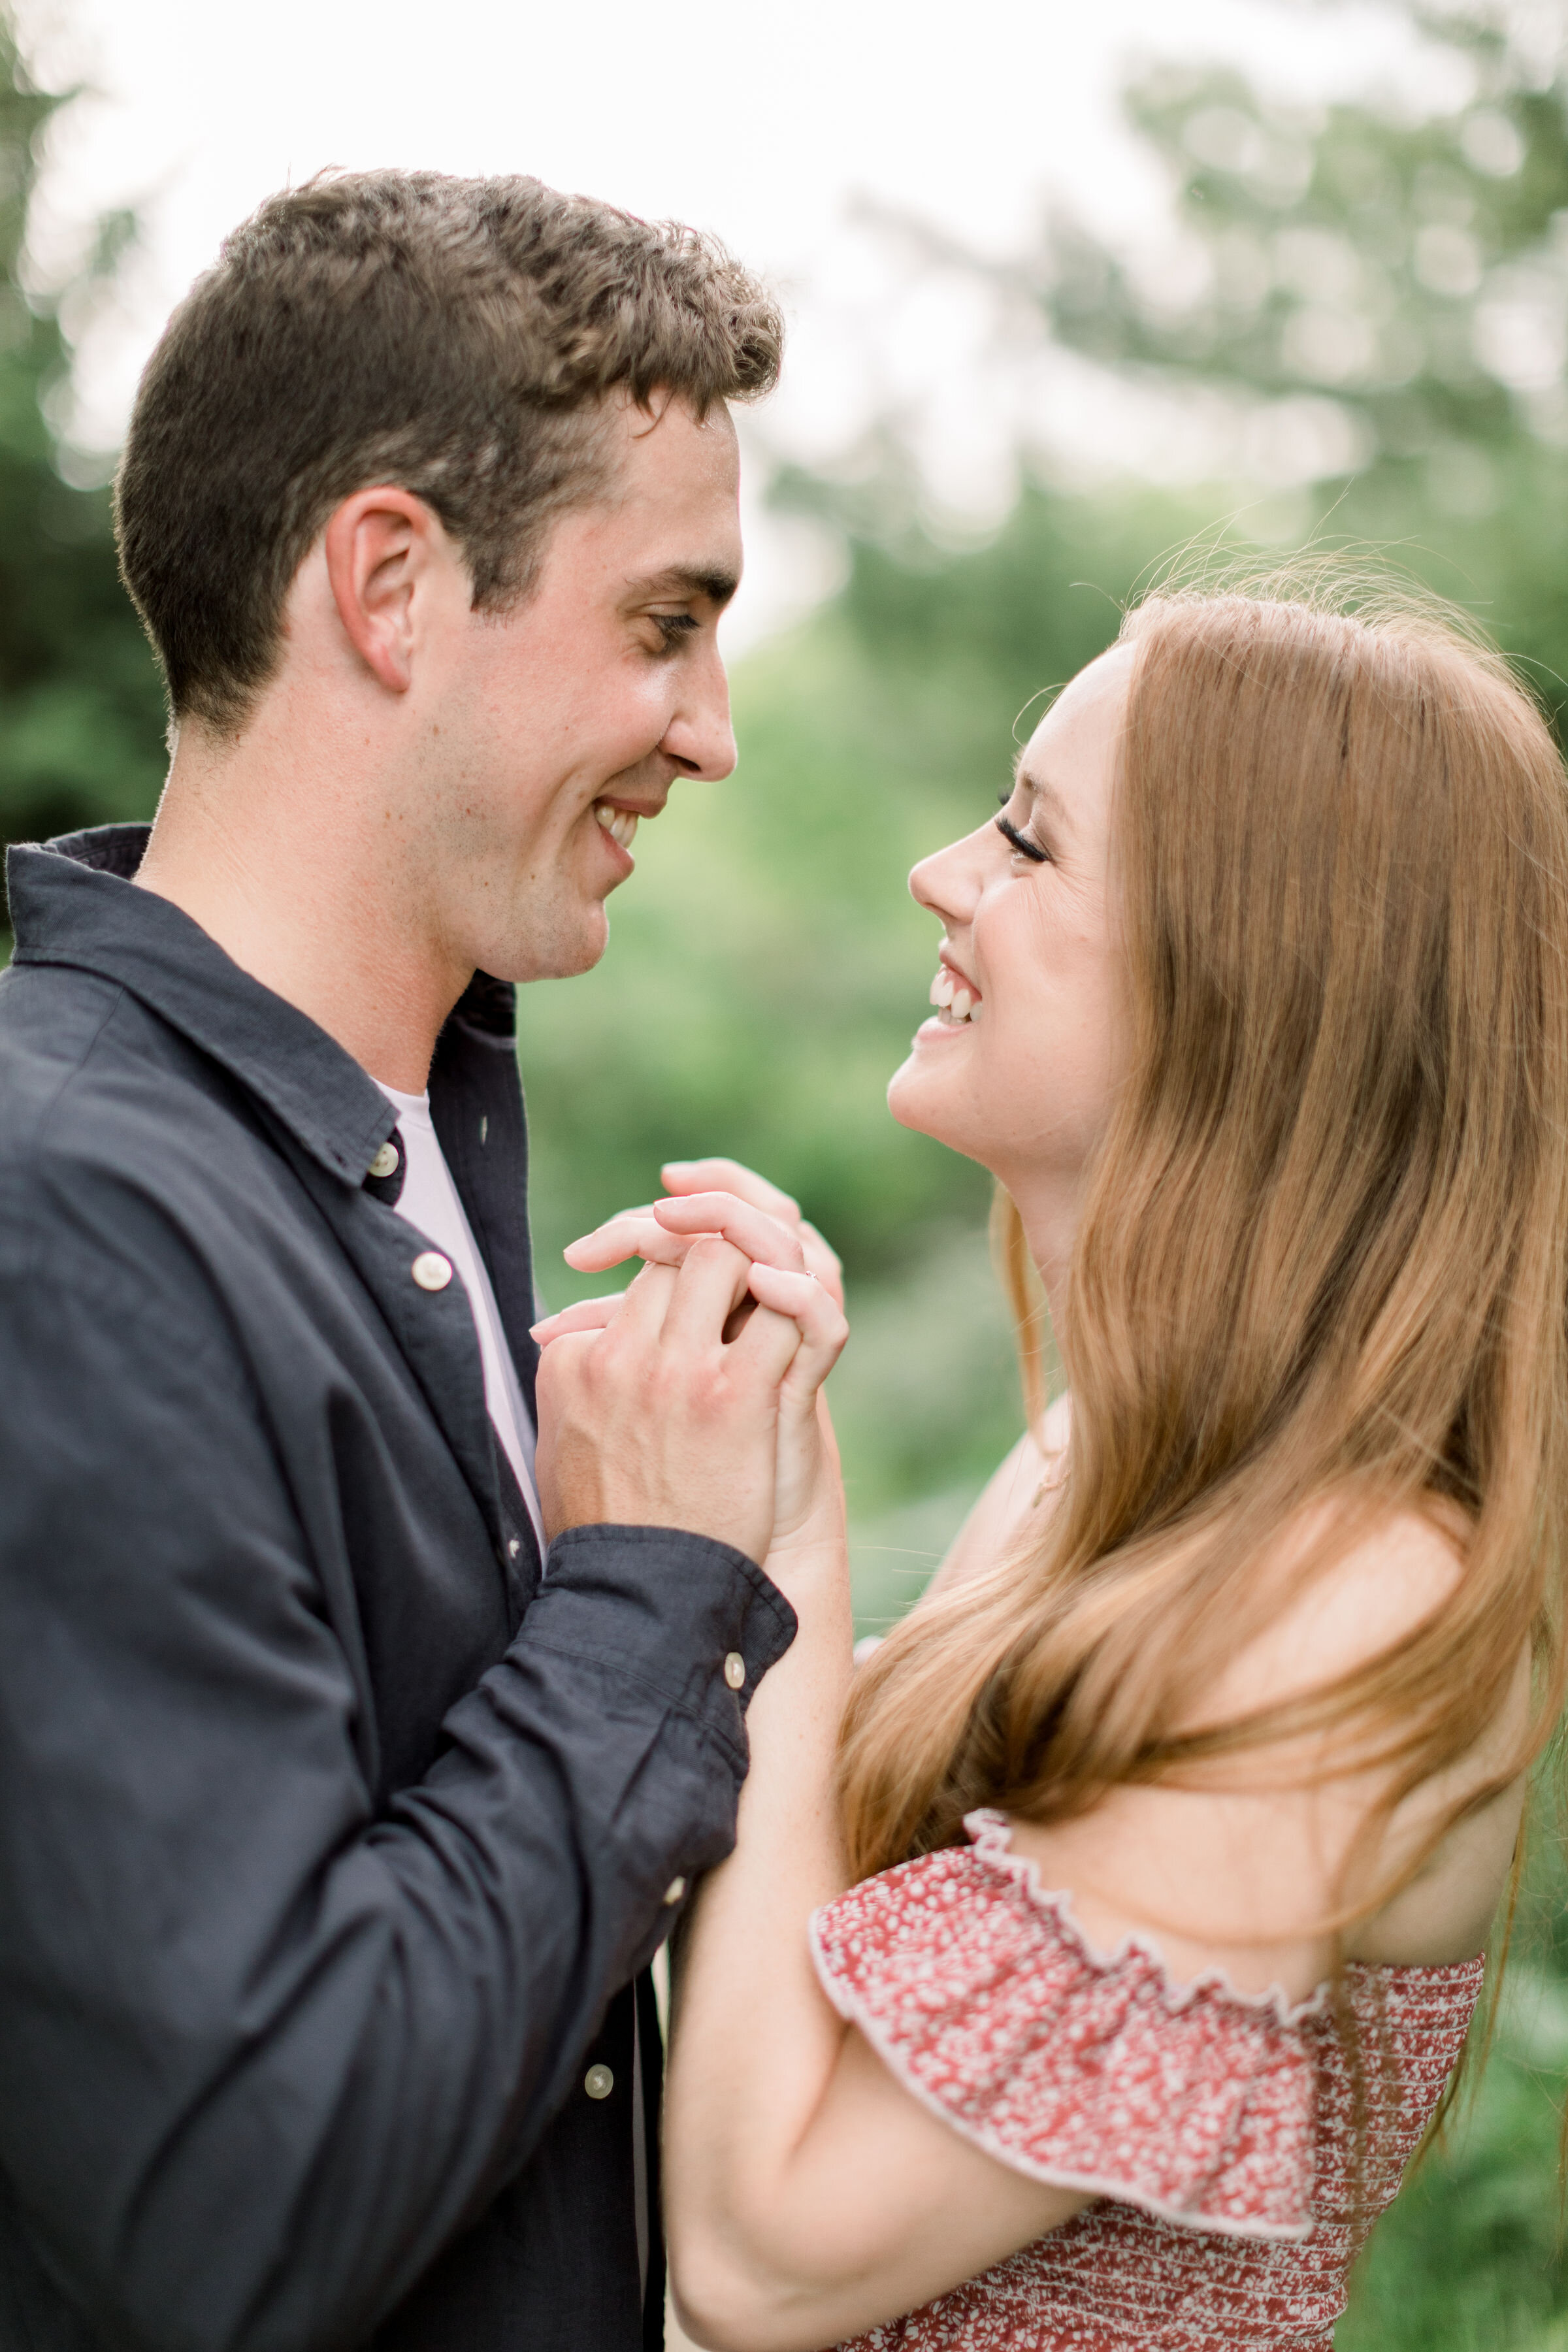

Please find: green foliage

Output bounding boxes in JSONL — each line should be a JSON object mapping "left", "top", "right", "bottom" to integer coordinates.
{"left": 1011, "top": 7, "right": 1568, "bottom": 717}
{"left": 1340, "top": 1808, "right": 1568, "bottom": 2349}
{"left": 1340, "top": 1989, "right": 1568, "bottom": 2349}
{"left": 0, "top": 13, "right": 165, "bottom": 858}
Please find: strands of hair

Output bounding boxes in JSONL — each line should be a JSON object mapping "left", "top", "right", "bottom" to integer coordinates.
{"left": 838, "top": 566, "right": 1568, "bottom": 1998}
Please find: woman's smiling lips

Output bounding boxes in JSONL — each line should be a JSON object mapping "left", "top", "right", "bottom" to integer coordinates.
{"left": 921, "top": 955, "right": 983, "bottom": 1033}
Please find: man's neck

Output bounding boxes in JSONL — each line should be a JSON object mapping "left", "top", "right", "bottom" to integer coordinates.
{"left": 135, "top": 717, "right": 467, "bottom": 1094}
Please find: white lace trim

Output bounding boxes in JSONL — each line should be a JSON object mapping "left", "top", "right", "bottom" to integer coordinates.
{"left": 960, "top": 1809, "right": 1333, "bottom": 2030}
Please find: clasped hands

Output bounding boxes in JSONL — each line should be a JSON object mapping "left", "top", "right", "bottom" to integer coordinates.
{"left": 531, "top": 1158, "right": 849, "bottom": 1576}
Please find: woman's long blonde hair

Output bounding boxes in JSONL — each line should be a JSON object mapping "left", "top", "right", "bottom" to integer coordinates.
{"left": 840, "top": 579, "right": 1568, "bottom": 1906}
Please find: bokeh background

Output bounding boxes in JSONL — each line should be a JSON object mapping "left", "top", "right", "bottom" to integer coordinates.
{"left": 5, "top": 0, "right": 1568, "bottom": 2338}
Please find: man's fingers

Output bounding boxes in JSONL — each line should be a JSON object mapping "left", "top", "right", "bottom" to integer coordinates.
{"left": 659, "top": 1234, "right": 755, "bottom": 1350}
{"left": 653, "top": 1193, "right": 807, "bottom": 1275}
{"left": 723, "top": 1298, "right": 808, "bottom": 1387}
{"left": 742, "top": 1262, "right": 850, "bottom": 1392}
{"left": 661, "top": 1159, "right": 802, "bottom": 1224}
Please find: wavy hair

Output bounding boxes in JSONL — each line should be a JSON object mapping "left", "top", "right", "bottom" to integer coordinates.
{"left": 839, "top": 581, "right": 1568, "bottom": 1931}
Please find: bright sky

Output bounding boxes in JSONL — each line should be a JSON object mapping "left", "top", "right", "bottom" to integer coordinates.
{"left": 19, "top": 0, "right": 1469, "bottom": 645}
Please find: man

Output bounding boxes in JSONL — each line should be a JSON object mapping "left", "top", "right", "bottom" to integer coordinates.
{"left": 0, "top": 172, "right": 799, "bottom": 2351}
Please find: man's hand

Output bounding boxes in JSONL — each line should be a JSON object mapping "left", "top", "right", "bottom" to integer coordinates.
{"left": 532, "top": 1232, "right": 846, "bottom": 1563}
{"left": 535, "top": 1166, "right": 849, "bottom": 1560}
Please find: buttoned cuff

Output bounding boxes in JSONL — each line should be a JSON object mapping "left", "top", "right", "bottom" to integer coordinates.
{"left": 534, "top": 1524, "right": 797, "bottom": 1764}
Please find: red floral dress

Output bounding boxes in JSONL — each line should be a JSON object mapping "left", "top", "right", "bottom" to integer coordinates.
{"left": 809, "top": 1810, "right": 1482, "bottom": 2351}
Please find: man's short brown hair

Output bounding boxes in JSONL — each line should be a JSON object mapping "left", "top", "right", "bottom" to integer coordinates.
{"left": 114, "top": 172, "right": 783, "bottom": 736}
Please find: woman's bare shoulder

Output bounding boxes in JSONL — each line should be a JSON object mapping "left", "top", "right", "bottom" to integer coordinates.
{"left": 1006, "top": 1494, "right": 1524, "bottom": 1989}
{"left": 1198, "top": 1492, "right": 1471, "bottom": 1726}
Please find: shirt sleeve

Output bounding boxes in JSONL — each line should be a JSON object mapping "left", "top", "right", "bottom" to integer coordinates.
{"left": 0, "top": 1237, "right": 793, "bottom": 2351}
{"left": 810, "top": 1811, "right": 1324, "bottom": 2243}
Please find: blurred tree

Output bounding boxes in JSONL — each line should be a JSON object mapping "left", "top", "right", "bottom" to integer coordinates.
{"left": 0, "top": 8, "right": 165, "bottom": 860}
{"left": 851, "top": 2, "right": 1568, "bottom": 710}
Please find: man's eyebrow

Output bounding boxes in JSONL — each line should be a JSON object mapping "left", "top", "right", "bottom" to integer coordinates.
{"left": 624, "top": 564, "right": 739, "bottom": 610}
{"left": 1011, "top": 759, "right": 1071, "bottom": 829}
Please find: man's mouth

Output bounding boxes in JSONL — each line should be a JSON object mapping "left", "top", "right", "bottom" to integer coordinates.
{"left": 594, "top": 803, "right": 640, "bottom": 853}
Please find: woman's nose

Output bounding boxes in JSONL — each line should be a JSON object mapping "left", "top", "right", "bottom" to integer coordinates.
{"left": 909, "top": 823, "right": 992, "bottom": 926}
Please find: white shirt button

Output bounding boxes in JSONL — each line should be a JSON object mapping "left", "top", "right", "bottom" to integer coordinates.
{"left": 412, "top": 1250, "right": 453, "bottom": 1292}
{"left": 368, "top": 1140, "right": 400, "bottom": 1181}
{"left": 723, "top": 1652, "right": 746, "bottom": 1691}
{"left": 583, "top": 2063, "right": 614, "bottom": 2100}
{"left": 663, "top": 1876, "right": 687, "bottom": 1906}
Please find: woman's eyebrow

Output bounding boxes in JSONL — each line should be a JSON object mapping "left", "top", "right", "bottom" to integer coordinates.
{"left": 1012, "top": 762, "right": 1071, "bottom": 833}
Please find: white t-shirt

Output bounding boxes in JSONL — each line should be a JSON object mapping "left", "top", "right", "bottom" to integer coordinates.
{"left": 374, "top": 1081, "right": 545, "bottom": 1558}
{"left": 376, "top": 1081, "right": 646, "bottom": 2291}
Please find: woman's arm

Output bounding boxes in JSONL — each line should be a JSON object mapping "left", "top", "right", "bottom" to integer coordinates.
{"left": 663, "top": 1511, "right": 1093, "bottom": 2352}
{"left": 664, "top": 1496, "right": 1527, "bottom": 2352}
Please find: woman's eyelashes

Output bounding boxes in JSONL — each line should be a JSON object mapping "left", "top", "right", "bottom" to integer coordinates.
{"left": 994, "top": 798, "right": 1050, "bottom": 864}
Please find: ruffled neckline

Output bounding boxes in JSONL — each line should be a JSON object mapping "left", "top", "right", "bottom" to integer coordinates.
{"left": 962, "top": 1809, "right": 1484, "bottom": 2031}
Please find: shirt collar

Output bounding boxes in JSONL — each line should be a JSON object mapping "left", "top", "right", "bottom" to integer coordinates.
{"left": 6, "top": 823, "right": 402, "bottom": 1186}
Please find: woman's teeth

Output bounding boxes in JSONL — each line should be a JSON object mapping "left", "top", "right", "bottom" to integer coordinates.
{"left": 595, "top": 804, "right": 640, "bottom": 852}
{"left": 929, "top": 968, "right": 981, "bottom": 1024}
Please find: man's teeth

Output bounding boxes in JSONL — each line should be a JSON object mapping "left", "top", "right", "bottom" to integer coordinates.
{"left": 928, "top": 968, "right": 980, "bottom": 1024}
{"left": 595, "top": 804, "right": 640, "bottom": 852}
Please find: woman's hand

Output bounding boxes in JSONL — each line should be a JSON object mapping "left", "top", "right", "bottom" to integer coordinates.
{"left": 661, "top": 1158, "right": 845, "bottom": 1311}
{"left": 539, "top": 1166, "right": 849, "bottom": 1560}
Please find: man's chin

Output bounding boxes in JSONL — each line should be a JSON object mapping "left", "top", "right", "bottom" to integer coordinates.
{"left": 496, "top": 903, "right": 611, "bottom": 987}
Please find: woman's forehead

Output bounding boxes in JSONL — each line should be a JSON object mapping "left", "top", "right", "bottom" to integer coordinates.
{"left": 1017, "top": 645, "right": 1134, "bottom": 821}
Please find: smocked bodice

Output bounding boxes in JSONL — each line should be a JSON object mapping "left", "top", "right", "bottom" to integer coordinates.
{"left": 809, "top": 1810, "right": 1483, "bottom": 2350}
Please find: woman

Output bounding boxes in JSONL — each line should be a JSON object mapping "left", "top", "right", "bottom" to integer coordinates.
{"left": 540, "top": 581, "right": 1568, "bottom": 2351}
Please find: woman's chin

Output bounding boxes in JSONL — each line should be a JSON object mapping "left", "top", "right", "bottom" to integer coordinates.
{"left": 887, "top": 1052, "right": 974, "bottom": 1151}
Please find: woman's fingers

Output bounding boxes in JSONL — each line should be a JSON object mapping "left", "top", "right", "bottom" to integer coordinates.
{"left": 796, "top": 1218, "right": 845, "bottom": 1310}
{"left": 653, "top": 1192, "right": 808, "bottom": 1276}
{"left": 531, "top": 1293, "right": 626, "bottom": 1344}
{"left": 660, "top": 1165, "right": 845, "bottom": 1308}
{"left": 572, "top": 1171, "right": 843, "bottom": 1308}
{"left": 661, "top": 1158, "right": 803, "bottom": 1224}
{"left": 564, "top": 1213, "right": 691, "bottom": 1272}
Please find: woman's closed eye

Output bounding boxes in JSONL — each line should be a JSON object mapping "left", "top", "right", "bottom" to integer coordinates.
{"left": 994, "top": 793, "right": 1049, "bottom": 864}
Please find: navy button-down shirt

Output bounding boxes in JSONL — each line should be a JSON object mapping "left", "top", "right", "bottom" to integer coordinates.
{"left": 0, "top": 825, "right": 795, "bottom": 2352}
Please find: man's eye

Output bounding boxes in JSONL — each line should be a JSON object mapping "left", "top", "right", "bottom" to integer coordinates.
{"left": 651, "top": 613, "right": 698, "bottom": 649}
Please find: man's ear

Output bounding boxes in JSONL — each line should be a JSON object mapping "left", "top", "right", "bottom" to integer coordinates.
{"left": 321, "top": 487, "right": 447, "bottom": 693}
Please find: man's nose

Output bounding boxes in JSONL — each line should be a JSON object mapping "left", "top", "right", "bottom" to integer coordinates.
{"left": 660, "top": 644, "right": 737, "bottom": 782}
